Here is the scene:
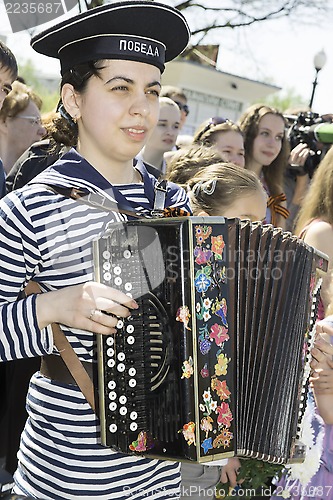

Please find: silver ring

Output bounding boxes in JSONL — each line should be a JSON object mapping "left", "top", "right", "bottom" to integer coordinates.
{"left": 89, "top": 309, "right": 98, "bottom": 321}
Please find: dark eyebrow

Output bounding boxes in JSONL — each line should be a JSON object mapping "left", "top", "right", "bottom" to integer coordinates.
{"left": 148, "top": 80, "right": 162, "bottom": 89}
{"left": 104, "top": 76, "right": 161, "bottom": 89}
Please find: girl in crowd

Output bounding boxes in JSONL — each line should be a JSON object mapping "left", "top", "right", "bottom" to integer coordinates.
{"left": 160, "top": 85, "right": 189, "bottom": 130}
{"left": 238, "top": 104, "right": 290, "bottom": 229}
{"left": 165, "top": 143, "right": 223, "bottom": 187}
{"left": 295, "top": 146, "right": 333, "bottom": 317}
{"left": 0, "top": 2, "right": 190, "bottom": 499}
{"left": 271, "top": 146, "right": 333, "bottom": 499}
{"left": 193, "top": 117, "right": 245, "bottom": 168}
{"left": 181, "top": 162, "right": 267, "bottom": 500}
{"left": 138, "top": 96, "right": 181, "bottom": 174}
{"left": 187, "top": 162, "right": 266, "bottom": 219}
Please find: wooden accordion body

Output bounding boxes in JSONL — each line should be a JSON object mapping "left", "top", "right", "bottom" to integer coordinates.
{"left": 93, "top": 217, "right": 327, "bottom": 464}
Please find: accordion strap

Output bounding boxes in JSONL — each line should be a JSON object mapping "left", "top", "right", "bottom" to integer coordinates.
{"left": 49, "top": 323, "right": 96, "bottom": 412}
{"left": 33, "top": 179, "right": 168, "bottom": 218}
{"left": 24, "top": 281, "right": 96, "bottom": 413}
{"left": 34, "top": 183, "right": 144, "bottom": 218}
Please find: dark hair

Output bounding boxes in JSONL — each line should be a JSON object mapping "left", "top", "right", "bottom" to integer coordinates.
{"left": 50, "top": 60, "right": 106, "bottom": 147}
{"left": 0, "top": 41, "right": 18, "bottom": 81}
{"left": 238, "top": 104, "right": 290, "bottom": 197}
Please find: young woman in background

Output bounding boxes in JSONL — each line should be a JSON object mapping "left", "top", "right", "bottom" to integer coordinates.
{"left": 238, "top": 104, "right": 290, "bottom": 228}
{"left": 193, "top": 117, "right": 245, "bottom": 168}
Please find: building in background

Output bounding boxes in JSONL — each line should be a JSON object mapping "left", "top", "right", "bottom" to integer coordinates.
{"left": 162, "top": 59, "right": 280, "bottom": 135}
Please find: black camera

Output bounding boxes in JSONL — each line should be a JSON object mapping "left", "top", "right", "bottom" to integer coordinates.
{"left": 285, "top": 111, "right": 333, "bottom": 177}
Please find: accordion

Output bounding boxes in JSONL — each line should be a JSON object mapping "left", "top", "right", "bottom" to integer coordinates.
{"left": 93, "top": 217, "right": 327, "bottom": 464}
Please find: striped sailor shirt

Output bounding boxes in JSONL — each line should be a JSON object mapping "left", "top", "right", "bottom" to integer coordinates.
{"left": 0, "top": 149, "right": 191, "bottom": 500}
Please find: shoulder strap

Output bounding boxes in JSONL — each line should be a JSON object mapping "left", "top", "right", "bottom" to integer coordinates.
{"left": 151, "top": 179, "right": 167, "bottom": 217}
{"left": 51, "top": 323, "right": 96, "bottom": 412}
{"left": 33, "top": 183, "right": 144, "bottom": 218}
{"left": 24, "top": 281, "right": 96, "bottom": 413}
{"left": 33, "top": 181, "right": 169, "bottom": 219}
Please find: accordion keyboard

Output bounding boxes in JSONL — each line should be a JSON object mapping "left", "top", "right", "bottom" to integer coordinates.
{"left": 95, "top": 223, "right": 183, "bottom": 453}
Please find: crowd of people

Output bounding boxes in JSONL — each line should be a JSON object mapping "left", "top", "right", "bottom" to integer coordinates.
{"left": 0, "top": 1, "right": 333, "bottom": 499}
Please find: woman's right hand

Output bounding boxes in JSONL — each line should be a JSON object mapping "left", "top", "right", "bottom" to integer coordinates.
{"left": 35, "top": 281, "right": 139, "bottom": 334}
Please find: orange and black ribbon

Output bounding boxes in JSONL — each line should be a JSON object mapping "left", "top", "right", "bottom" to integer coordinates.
{"left": 267, "top": 193, "right": 290, "bottom": 226}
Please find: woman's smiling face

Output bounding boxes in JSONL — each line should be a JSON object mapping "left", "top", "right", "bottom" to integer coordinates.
{"left": 69, "top": 59, "right": 161, "bottom": 167}
{"left": 252, "top": 113, "right": 285, "bottom": 167}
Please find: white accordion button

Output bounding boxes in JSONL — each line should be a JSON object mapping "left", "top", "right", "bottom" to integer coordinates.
{"left": 117, "top": 363, "right": 125, "bottom": 372}
{"left": 129, "top": 378, "right": 137, "bottom": 387}
{"left": 106, "top": 336, "right": 114, "bottom": 346}
{"left": 126, "top": 293, "right": 133, "bottom": 298}
{"left": 123, "top": 250, "right": 131, "bottom": 259}
{"left": 114, "top": 277, "right": 122, "bottom": 286}
{"left": 107, "top": 359, "right": 115, "bottom": 368}
{"left": 130, "top": 411, "right": 137, "bottom": 420}
{"left": 107, "top": 348, "right": 114, "bottom": 357}
{"left": 109, "top": 423, "right": 117, "bottom": 433}
{"left": 103, "top": 261, "right": 111, "bottom": 271}
{"left": 109, "top": 402, "right": 117, "bottom": 411}
{"left": 119, "top": 395, "right": 127, "bottom": 405}
{"left": 125, "top": 282, "right": 133, "bottom": 291}
{"left": 120, "top": 406, "right": 128, "bottom": 416}
{"left": 128, "top": 367, "right": 136, "bottom": 377}
{"left": 116, "top": 320, "right": 124, "bottom": 329}
{"left": 126, "top": 325, "right": 134, "bottom": 334}
{"left": 103, "top": 250, "right": 111, "bottom": 260}
{"left": 130, "top": 422, "right": 138, "bottom": 432}
{"left": 127, "top": 336, "right": 135, "bottom": 345}
{"left": 114, "top": 266, "right": 122, "bottom": 275}
{"left": 108, "top": 391, "right": 117, "bottom": 401}
{"left": 103, "top": 272, "right": 111, "bottom": 281}
{"left": 118, "top": 352, "right": 125, "bottom": 361}
{"left": 108, "top": 380, "right": 116, "bottom": 390}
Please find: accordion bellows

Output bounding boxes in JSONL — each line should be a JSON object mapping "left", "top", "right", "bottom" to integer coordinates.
{"left": 94, "top": 217, "right": 327, "bottom": 464}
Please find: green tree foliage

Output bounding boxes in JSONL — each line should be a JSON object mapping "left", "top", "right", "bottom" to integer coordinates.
{"left": 17, "top": 59, "right": 59, "bottom": 113}
{"left": 260, "top": 87, "right": 308, "bottom": 112}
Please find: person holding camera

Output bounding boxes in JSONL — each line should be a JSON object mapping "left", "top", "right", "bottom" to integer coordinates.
{"left": 284, "top": 141, "right": 311, "bottom": 232}
{"left": 284, "top": 110, "right": 333, "bottom": 232}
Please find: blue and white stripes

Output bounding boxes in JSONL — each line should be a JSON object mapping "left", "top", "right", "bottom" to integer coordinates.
{"left": 0, "top": 150, "right": 190, "bottom": 499}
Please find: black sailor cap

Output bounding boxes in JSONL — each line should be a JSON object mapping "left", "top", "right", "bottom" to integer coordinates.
{"left": 30, "top": 0, "right": 190, "bottom": 74}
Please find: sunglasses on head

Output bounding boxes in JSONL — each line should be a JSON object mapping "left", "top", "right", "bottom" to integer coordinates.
{"left": 196, "top": 116, "right": 233, "bottom": 142}
{"left": 174, "top": 101, "right": 190, "bottom": 116}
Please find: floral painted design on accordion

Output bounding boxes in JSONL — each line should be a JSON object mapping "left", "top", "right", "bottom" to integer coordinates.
{"left": 129, "top": 431, "right": 154, "bottom": 452}
{"left": 179, "top": 224, "right": 234, "bottom": 456}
